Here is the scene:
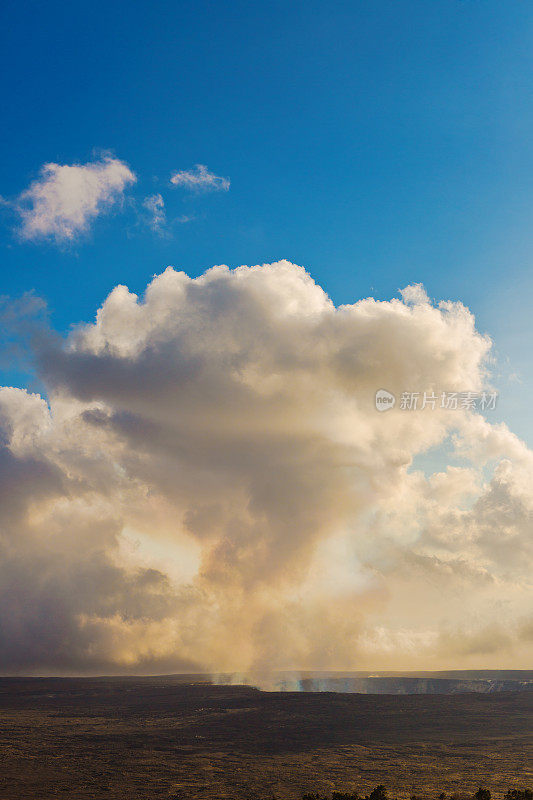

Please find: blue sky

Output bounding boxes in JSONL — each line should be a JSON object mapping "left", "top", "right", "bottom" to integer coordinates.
{"left": 1, "top": 0, "right": 533, "bottom": 441}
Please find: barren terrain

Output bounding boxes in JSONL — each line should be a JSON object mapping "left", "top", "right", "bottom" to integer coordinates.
{"left": 0, "top": 677, "right": 530, "bottom": 800}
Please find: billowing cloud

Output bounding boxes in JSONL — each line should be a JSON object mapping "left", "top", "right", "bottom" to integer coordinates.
{"left": 1, "top": 261, "right": 531, "bottom": 679}
{"left": 170, "top": 164, "right": 230, "bottom": 192}
{"left": 15, "top": 156, "right": 136, "bottom": 243}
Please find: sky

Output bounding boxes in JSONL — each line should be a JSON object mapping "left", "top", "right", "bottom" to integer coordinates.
{"left": 0, "top": 0, "right": 532, "bottom": 677}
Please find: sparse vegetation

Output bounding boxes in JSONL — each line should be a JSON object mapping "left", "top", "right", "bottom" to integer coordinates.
{"left": 301, "top": 789, "right": 530, "bottom": 800}
{"left": 504, "top": 792, "right": 533, "bottom": 800}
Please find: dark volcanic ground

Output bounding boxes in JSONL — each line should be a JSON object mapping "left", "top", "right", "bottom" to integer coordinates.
{"left": 0, "top": 678, "right": 530, "bottom": 800}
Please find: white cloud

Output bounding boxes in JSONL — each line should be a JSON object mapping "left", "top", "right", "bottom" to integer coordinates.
{"left": 400, "top": 283, "right": 429, "bottom": 306}
{"left": 170, "top": 164, "right": 230, "bottom": 192}
{"left": 15, "top": 156, "right": 136, "bottom": 243}
{"left": 1, "top": 262, "right": 531, "bottom": 678}
{"left": 142, "top": 193, "right": 166, "bottom": 233}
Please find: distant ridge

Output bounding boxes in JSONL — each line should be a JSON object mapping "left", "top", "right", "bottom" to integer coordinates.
{"left": 272, "top": 670, "right": 533, "bottom": 694}
{"left": 1, "top": 670, "right": 532, "bottom": 695}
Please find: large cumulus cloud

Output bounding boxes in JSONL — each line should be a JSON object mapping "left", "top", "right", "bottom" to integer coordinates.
{"left": 0, "top": 261, "right": 531, "bottom": 678}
